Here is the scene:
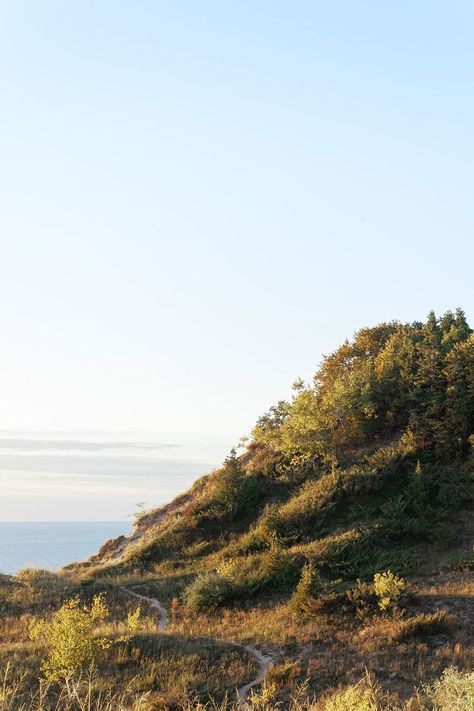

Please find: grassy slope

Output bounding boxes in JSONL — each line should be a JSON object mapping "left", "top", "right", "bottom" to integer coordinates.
{"left": 3, "top": 312, "right": 474, "bottom": 709}
{"left": 58, "top": 432, "right": 473, "bottom": 708}
{"left": 1, "top": 466, "right": 473, "bottom": 709}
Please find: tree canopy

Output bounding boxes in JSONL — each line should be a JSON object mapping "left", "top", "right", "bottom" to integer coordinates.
{"left": 252, "top": 309, "right": 474, "bottom": 463}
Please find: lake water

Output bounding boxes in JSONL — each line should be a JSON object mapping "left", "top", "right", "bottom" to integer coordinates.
{"left": 0, "top": 521, "right": 130, "bottom": 575}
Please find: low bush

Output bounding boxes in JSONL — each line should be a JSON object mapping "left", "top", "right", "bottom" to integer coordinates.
{"left": 181, "top": 572, "right": 235, "bottom": 612}
{"left": 373, "top": 571, "right": 406, "bottom": 611}
{"left": 345, "top": 579, "right": 377, "bottom": 617}
{"left": 298, "top": 579, "right": 377, "bottom": 620}
{"left": 278, "top": 471, "right": 342, "bottom": 539}
{"left": 190, "top": 451, "right": 261, "bottom": 526}
{"left": 182, "top": 540, "right": 298, "bottom": 611}
{"left": 317, "top": 674, "right": 389, "bottom": 711}
{"left": 301, "top": 526, "right": 417, "bottom": 581}
{"left": 420, "top": 666, "right": 474, "bottom": 710}
{"left": 233, "top": 504, "right": 283, "bottom": 555}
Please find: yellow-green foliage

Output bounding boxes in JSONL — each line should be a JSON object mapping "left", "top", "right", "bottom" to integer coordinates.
{"left": 126, "top": 605, "right": 143, "bottom": 636}
{"left": 216, "top": 558, "right": 241, "bottom": 583}
{"left": 29, "top": 594, "right": 111, "bottom": 681}
{"left": 420, "top": 666, "right": 474, "bottom": 711}
{"left": 248, "top": 681, "right": 279, "bottom": 709}
{"left": 320, "top": 676, "right": 384, "bottom": 711}
{"left": 373, "top": 571, "right": 406, "bottom": 611}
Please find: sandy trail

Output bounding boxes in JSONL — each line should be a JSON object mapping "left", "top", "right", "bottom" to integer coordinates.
{"left": 121, "top": 586, "right": 169, "bottom": 631}
{"left": 121, "top": 587, "right": 276, "bottom": 706}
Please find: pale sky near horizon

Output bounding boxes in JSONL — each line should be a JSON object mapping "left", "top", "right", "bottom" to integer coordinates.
{"left": 0, "top": 2, "right": 473, "bottom": 520}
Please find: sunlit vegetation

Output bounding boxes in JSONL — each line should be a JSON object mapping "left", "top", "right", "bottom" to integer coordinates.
{"left": 29, "top": 594, "right": 112, "bottom": 682}
{"left": 1, "top": 310, "right": 473, "bottom": 708}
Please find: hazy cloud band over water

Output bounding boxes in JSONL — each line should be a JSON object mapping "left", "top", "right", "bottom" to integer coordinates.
{"left": 0, "top": 430, "right": 225, "bottom": 521}
{"left": 0, "top": 439, "right": 180, "bottom": 452}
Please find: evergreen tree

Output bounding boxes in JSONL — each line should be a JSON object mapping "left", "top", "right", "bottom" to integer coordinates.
{"left": 442, "top": 335, "right": 474, "bottom": 457}
{"left": 288, "top": 561, "right": 323, "bottom": 616}
{"left": 410, "top": 312, "right": 446, "bottom": 454}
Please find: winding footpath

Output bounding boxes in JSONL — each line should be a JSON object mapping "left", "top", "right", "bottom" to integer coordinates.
{"left": 122, "top": 587, "right": 169, "bottom": 631}
{"left": 121, "top": 587, "right": 276, "bottom": 707}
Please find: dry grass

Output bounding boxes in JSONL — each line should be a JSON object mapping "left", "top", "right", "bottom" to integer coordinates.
{"left": 357, "top": 611, "right": 455, "bottom": 650}
{"left": 1, "top": 572, "right": 473, "bottom": 710}
{"left": 2, "top": 512, "right": 473, "bottom": 710}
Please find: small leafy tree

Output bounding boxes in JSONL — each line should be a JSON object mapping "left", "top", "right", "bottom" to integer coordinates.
{"left": 373, "top": 570, "right": 406, "bottom": 612}
{"left": 29, "top": 594, "right": 111, "bottom": 682}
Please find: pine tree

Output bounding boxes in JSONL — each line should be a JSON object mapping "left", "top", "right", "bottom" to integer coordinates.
{"left": 410, "top": 312, "right": 446, "bottom": 454}
{"left": 288, "top": 561, "right": 323, "bottom": 617}
{"left": 442, "top": 335, "right": 474, "bottom": 457}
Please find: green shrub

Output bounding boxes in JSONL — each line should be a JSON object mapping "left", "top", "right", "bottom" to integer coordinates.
{"left": 256, "top": 504, "right": 283, "bottom": 542}
{"left": 181, "top": 543, "right": 299, "bottom": 611}
{"left": 304, "top": 525, "right": 416, "bottom": 581}
{"left": 181, "top": 572, "right": 235, "bottom": 612}
{"left": 366, "top": 431, "right": 417, "bottom": 473}
{"left": 373, "top": 571, "right": 406, "bottom": 611}
{"left": 183, "top": 540, "right": 214, "bottom": 558}
{"left": 435, "top": 466, "right": 471, "bottom": 510}
{"left": 234, "top": 504, "right": 283, "bottom": 555}
{"left": 377, "top": 494, "right": 435, "bottom": 542}
{"left": 299, "top": 579, "right": 377, "bottom": 620}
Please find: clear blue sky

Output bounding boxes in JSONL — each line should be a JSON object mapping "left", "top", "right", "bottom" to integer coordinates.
{"left": 0, "top": 2, "right": 473, "bottom": 520}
